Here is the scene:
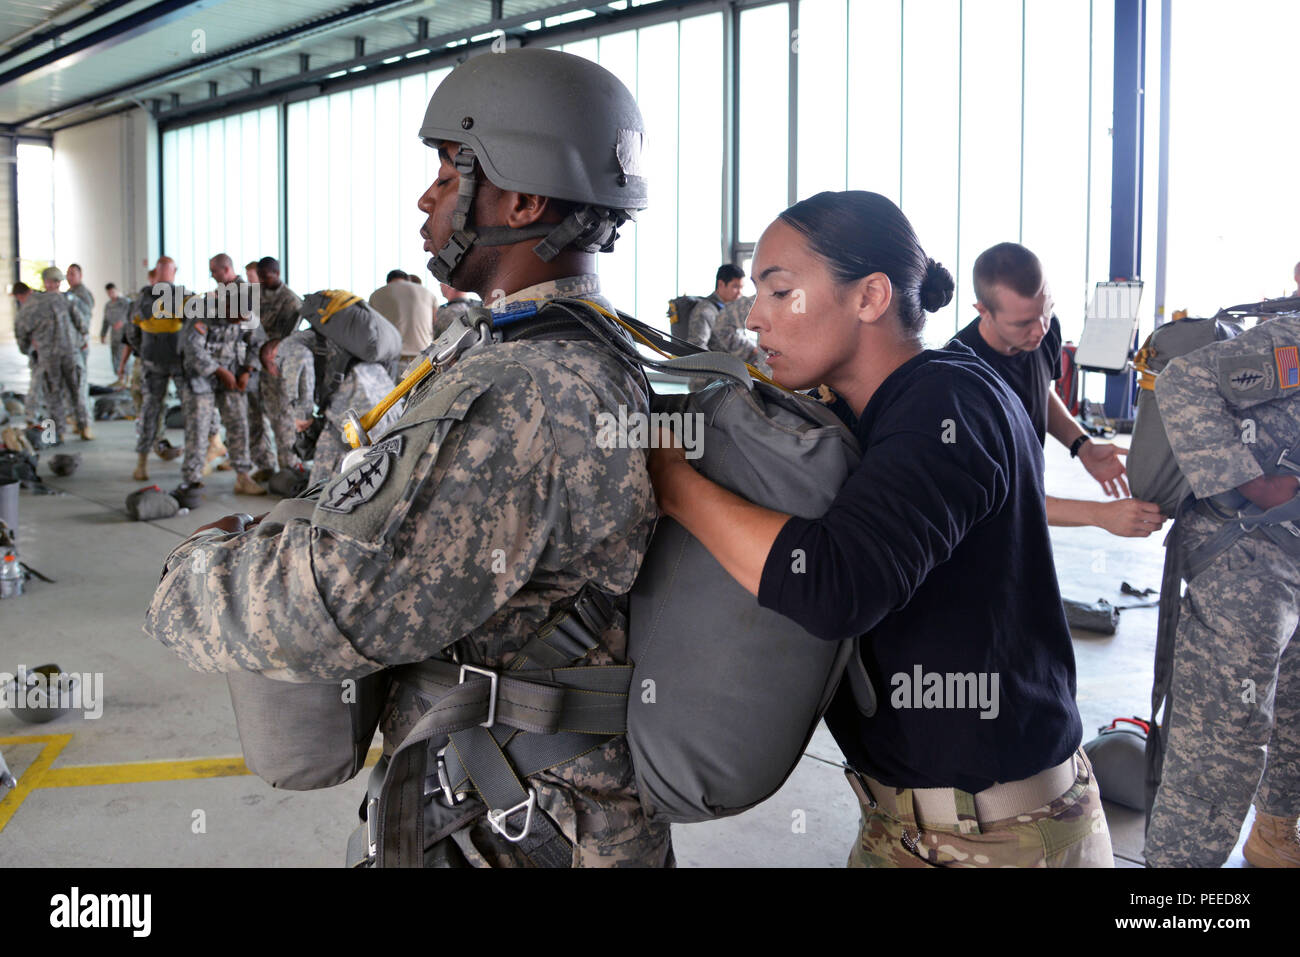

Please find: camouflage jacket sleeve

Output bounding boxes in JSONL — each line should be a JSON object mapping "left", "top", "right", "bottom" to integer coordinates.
{"left": 1155, "top": 318, "right": 1300, "bottom": 499}
{"left": 15, "top": 302, "right": 36, "bottom": 356}
{"left": 684, "top": 299, "right": 719, "bottom": 351}
{"left": 66, "top": 294, "right": 90, "bottom": 338}
{"left": 710, "top": 298, "right": 762, "bottom": 364}
{"left": 181, "top": 318, "right": 220, "bottom": 380}
{"left": 143, "top": 349, "right": 650, "bottom": 680}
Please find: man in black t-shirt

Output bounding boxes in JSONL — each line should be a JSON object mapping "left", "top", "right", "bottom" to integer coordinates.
{"left": 950, "top": 243, "right": 1163, "bottom": 538}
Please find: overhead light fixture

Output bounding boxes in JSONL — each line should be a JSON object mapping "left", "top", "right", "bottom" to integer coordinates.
{"left": 327, "top": 69, "right": 348, "bottom": 78}
{"left": 349, "top": 65, "right": 366, "bottom": 72}
{"left": 523, "top": 20, "right": 542, "bottom": 30}
{"left": 405, "top": 48, "right": 430, "bottom": 58}
{"left": 382, "top": 55, "right": 402, "bottom": 64}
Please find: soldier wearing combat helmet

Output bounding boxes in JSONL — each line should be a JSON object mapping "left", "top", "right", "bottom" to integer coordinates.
{"left": 145, "top": 48, "right": 671, "bottom": 868}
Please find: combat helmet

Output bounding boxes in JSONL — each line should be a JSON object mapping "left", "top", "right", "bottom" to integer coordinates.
{"left": 419, "top": 47, "right": 648, "bottom": 284}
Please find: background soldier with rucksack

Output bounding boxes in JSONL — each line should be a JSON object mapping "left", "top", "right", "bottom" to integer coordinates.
{"left": 1138, "top": 298, "right": 1300, "bottom": 867}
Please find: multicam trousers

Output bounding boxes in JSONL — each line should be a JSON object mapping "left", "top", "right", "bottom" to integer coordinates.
{"left": 848, "top": 748, "right": 1114, "bottom": 868}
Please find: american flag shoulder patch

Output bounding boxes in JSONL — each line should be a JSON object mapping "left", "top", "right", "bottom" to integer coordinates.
{"left": 1276, "top": 346, "right": 1299, "bottom": 389}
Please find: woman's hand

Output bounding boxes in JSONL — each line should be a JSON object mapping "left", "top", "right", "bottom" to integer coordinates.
{"left": 647, "top": 428, "right": 693, "bottom": 518}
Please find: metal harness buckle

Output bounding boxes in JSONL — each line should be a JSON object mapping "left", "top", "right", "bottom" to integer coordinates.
{"left": 434, "top": 744, "right": 464, "bottom": 808}
{"left": 365, "top": 797, "right": 378, "bottom": 859}
{"left": 459, "top": 664, "right": 498, "bottom": 728}
{"left": 485, "top": 789, "right": 537, "bottom": 843}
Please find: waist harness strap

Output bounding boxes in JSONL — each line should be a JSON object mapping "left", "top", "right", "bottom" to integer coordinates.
{"left": 354, "top": 584, "right": 628, "bottom": 868}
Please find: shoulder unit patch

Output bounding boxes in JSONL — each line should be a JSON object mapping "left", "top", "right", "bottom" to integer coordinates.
{"left": 318, "top": 435, "right": 405, "bottom": 514}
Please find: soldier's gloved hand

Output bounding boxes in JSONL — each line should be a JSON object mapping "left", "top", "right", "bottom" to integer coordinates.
{"left": 235, "top": 370, "right": 250, "bottom": 391}
{"left": 1095, "top": 498, "right": 1164, "bottom": 538}
{"left": 215, "top": 368, "right": 238, "bottom": 390}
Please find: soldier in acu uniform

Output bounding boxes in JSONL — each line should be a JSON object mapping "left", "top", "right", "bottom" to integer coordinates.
{"left": 101, "top": 284, "right": 132, "bottom": 383}
{"left": 1146, "top": 310, "right": 1300, "bottom": 868}
{"left": 174, "top": 267, "right": 268, "bottom": 503}
{"left": 254, "top": 257, "right": 305, "bottom": 472}
{"left": 144, "top": 48, "right": 671, "bottom": 868}
{"left": 433, "top": 283, "right": 482, "bottom": 339}
{"left": 15, "top": 267, "right": 92, "bottom": 443}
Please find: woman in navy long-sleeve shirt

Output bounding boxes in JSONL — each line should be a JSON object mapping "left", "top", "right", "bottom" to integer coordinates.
{"left": 648, "top": 191, "right": 1112, "bottom": 868}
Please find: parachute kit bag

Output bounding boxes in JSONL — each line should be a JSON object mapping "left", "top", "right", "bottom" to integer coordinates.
{"left": 93, "top": 391, "right": 133, "bottom": 421}
{"left": 227, "top": 669, "right": 391, "bottom": 790}
{"left": 266, "top": 466, "right": 309, "bottom": 499}
{"left": 1084, "top": 717, "right": 1149, "bottom": 811}
{"left": 222, "top": 496, "right": 390, "bottom": 791}
{"left": 125, "top": 485, "right": 179, "bottom": 521}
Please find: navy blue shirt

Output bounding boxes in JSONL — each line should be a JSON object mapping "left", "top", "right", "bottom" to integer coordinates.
{"left": 759, "top": 343, "right": 1080, "bottom": 792}
{"left": 952, "top": 315, "right": 1063, "bottom": 446}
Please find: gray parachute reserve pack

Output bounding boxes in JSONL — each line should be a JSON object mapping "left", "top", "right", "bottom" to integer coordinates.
{"left": 298, "top": 290, "right": 402, "bottom": 368}
{"left": 1129, "top": 314, "right": 1243, "bottom": 516}
{"left": 224, "top": 301, "right": 872, "bottom": 836}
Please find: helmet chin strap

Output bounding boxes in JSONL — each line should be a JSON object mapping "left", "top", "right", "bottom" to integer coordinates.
{"left": 428, "top": 145, "right": 630, "bottom": 285}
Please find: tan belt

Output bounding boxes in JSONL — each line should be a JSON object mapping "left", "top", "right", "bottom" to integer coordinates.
{"left": 848, "top": 752, "right": 1081, "bottom": 827}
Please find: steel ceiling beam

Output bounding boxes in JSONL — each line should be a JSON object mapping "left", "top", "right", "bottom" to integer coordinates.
{"left": 0, "top": 0, "right": 229, "bottom": 90}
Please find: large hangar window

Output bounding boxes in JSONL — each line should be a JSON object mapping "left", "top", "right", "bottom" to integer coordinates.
{"left": 162, "top": 106, "right": 280, "bottom": 292}
{"left": 285, "top": 67, "right": 450, "bottom": 296}
{"left": 786, "top": 0, "right": 1114, "bottom": 345}
{"left": 556, "top": 12, "right": 725, "bottom": 331}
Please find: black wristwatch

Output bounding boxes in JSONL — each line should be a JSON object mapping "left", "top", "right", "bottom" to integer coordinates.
{"left": 1069, "top": 435, "right": 1090, "bottom": 458}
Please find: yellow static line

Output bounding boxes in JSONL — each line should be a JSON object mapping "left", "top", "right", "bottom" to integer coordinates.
{"left": 0, "top": 733, "right": 73, "bottom": 831}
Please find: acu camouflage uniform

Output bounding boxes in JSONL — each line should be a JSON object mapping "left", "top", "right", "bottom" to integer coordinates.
{"left": 179, "top": 286, "right": 257, "bottom": 482}
{"left": 434, "top": 297, "right": 483, "bottom": 339}
{"left": 143, "top": 275, "right": 673, "bottom": 867}
{"left": 15, "top": 292, "right": 89, "bottom": 441}
{"left": 284, "top": 329, "right": 400, "bottom": 486}
{"left": 1145, "top": 313, "right": 1300, "bottom": 867}
{"left": 685, "top": 293, "right": 768, "bottom": 391}
{"left": 257, "top": 282, "right": 305, "bottom": 470}
{"left": 102, "top": 296, "right": 132, "bottom": 375}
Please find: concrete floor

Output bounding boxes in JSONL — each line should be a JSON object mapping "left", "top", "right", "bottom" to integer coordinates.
{"left": 0, "top": 342, "right": 1253, "bottom": 866}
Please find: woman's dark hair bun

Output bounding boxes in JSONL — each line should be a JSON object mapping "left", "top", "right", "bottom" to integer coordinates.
{"left": 920, "top": 258, "right": 955, "bottom": 313}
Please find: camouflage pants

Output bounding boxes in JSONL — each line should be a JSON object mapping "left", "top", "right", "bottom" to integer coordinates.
{"left": 182, "top": 387, "right": 251, "bottom": 482}
{"left": 243, "top": 373, "right": 276, "bottom": 472}
{"left": 137, "top": 364, "right": 182, "bottom": 453}
{"left": 259, "top": 374, "right": 302, "bottom": 470}
{"left": 1145, "top": 511, "right": 1300, "bottom": 868}
{"left": 847, "top": 749, "right": 1113, "bottom": 867}
{"left": 36, "top": 354, "right": 87, "bottom": 441}
{"left": 26, "top": 356, "right": 46, "bottom": 422}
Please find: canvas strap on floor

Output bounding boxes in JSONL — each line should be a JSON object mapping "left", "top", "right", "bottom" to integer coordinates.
{"left": 350, "top": 585, "right": 628, "bottom": 868}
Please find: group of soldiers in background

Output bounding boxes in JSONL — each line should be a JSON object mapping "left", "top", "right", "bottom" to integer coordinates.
{"left": 12, "top": 264, "right": 95, "bottom": 445}
{"left": 12, "top": 252, "right": 479, "bottom": 506}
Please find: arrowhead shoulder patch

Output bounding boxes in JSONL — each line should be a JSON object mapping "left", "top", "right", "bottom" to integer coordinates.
{"left": 318, "top": 435, "right": 405, "bottom": 514}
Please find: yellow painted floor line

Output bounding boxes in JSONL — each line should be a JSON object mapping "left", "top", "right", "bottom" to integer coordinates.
{"left": 1, "top": 736, "right": 382, "bottom": 834}
{"left": 27, "top": 746, "right": 385, "bottom": 789}
{"left": 40, "top": 755, "right": 253, "bottom": 787}
{"left": 0, "top": 733, "right": 74, "bottom": 832}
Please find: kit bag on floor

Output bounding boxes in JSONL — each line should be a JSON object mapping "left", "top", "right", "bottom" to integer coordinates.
{"left": 125, "top": 485, "right": 179, "bottom": 521}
